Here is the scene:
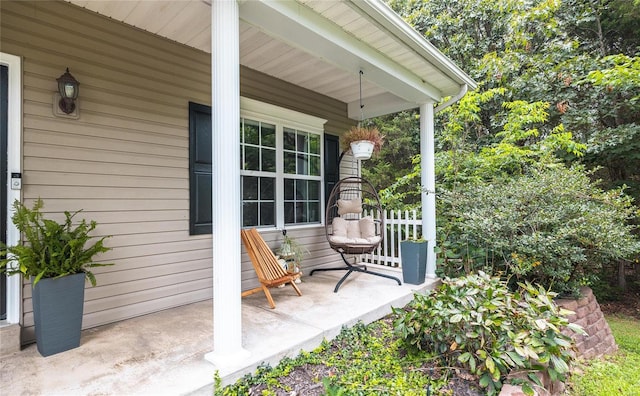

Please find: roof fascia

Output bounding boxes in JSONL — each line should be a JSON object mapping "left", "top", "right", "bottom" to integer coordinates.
{"left": 352, "top": 0, "right": 477, "bottom": 90}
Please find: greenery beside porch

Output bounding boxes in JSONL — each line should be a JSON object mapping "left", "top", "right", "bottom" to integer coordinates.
{"left": 215, "top": 295, "right": 640, "bottom": 396}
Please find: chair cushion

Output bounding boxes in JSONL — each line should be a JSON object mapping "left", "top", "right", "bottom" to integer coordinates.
{"left": 329, "top": 235, "right": 381, "bottom": 246}
{"left": 332, "top": 216, "right": 376, "bottom": 240}
{"left": 346, "top": 220, "right": 362, "bottom": 239}
{"left": 332, "top": 217, "right": 348, "bottom": 237}
{"left": 359, "top": 216, "right": 376, "bottom": 238}
{"left": 337, "top": 198, "right": 362, "bottom": 215}
{"left": 330, "top": 216, "right": 380, "bottom": 247}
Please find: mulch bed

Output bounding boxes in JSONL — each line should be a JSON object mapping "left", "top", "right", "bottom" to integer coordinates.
{"left": 599, "top": 291, "right": 640, "bottom": 320}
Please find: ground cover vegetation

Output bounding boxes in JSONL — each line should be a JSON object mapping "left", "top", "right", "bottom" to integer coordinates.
{"left": 216, "top": 310, "right": 638, "bottom": 395}
{"left": 393, "top": 272, "right": 585, "bottom": 395}
{"left": 216, "top": 273, "right": 584, "bottom": 395}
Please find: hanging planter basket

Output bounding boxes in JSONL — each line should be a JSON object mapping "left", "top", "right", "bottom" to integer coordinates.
{"left": 341, "top": 126, "right": 384, "bottom": 161}
{"left": 350, "top": 140, "right": 375, "bottom": 160}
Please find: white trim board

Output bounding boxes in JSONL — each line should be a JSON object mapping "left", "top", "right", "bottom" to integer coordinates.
{"left": 0, "top": 52, "right": 22, "bottom": 325}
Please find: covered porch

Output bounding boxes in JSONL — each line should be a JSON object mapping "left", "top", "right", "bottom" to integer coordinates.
{"left": 1, "top": 0, "right": 475, "bottom": 381}
{"left": 1, "top": 269, "right": 438, "bottom": 395}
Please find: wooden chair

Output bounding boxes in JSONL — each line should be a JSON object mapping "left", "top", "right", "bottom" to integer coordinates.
{"left": 240, "top": 228, "right": 302, "bottom": 308}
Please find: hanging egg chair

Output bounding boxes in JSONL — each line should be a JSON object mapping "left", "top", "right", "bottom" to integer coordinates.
{"left": 310, "top": 176, "right": 401, "bottom": 292}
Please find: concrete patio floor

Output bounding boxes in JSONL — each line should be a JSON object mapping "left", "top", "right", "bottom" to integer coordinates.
{"left": 0, "top": 266, "right": 438, "bottom": 395}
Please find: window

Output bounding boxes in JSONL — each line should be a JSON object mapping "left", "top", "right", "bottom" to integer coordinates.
{"left": 240, "top": 119, "right": 276, "bottom": 227}
{"left": 189, "top": 98, "right": 327, "bottom": 234}
{"left": 282, "top": 128, "right": 321, "bottom": 224}
{"left": 240, "top": 97, "right": 326, "bottom": 228}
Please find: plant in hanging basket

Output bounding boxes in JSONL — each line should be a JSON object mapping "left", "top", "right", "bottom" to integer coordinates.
{"left": 340, "top": 126, "right": 385, "bottom": 155}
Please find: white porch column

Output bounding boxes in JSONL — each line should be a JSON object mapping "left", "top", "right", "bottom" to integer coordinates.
{"left": 205, "top": 0, "right": 249, "bottom": 365}
{"left": 420, "top": 102, "right": 437, "bottom": 278}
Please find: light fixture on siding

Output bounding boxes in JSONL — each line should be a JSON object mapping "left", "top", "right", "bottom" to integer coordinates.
{"left": 56, "top": 68, "right": 80, "bottom": 114}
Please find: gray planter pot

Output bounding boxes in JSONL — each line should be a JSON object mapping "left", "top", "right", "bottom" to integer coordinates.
{"left": 400, "top": 241, "right": 427, "bottom": 285}
{"left": 31, "top": 273, "right": 85, "bottom": 356}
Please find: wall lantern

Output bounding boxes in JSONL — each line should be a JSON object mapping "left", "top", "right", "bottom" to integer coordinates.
{"left": 56, "top": 68, "right": 80, "bottom": 114}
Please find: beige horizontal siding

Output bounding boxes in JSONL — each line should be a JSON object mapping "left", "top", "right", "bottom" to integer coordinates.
{"left": 25, "top": 158, "right": 187, "bottom": 179}
{"left": 2, "top": 0, "right": 357, "bottom": 344}
{"left": 241, "top": 66, "right": 354, "bottom": 137}
{"left": 26, "top": 171, "right": 187, "bottom": 189}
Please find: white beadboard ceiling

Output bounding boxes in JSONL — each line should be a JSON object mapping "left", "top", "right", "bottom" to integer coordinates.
{"left": 65, "top": 0, "right": 475, "bottom": 119}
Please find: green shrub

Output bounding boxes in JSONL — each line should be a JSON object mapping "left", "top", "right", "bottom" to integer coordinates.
{"left": 393, "top": 272, "right": 585, "bottom": 395}
{"left": 438, "top": 164, "right": 640, "bottom": 296}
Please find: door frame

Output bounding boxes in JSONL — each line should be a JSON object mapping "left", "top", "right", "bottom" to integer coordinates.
{"left": 0, "top": 52, "right": 22, "bottom": 325}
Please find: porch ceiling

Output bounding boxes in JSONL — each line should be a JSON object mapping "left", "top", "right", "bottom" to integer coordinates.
{"left": 65, "top": 0, "right": 476, "bottom": 119}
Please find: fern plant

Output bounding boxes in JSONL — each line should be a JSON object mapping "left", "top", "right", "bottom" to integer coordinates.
{"left": 0, "top": 199, "right": 112, "bottom": 286}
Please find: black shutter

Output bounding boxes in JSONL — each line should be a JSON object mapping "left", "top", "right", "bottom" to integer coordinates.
{"left": 324, "top": 134, "right": 340, "bottom": 207}
{"left": 1, "top": 65, "right": 8, "bottom": 319}
{"left": 189, "top": 102, "right": 212, "bottom": 235}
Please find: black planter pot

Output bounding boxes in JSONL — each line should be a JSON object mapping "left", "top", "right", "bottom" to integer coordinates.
{"left": 400, "top": 241, "right": 427, "bottom": 285}
{"left": 31, "top": 273, "right": 85, "bottom": 356}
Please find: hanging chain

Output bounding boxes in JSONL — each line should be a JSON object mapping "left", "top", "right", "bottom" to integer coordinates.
{"left": 359, "top": 70, "right": 365, "bottom": 123}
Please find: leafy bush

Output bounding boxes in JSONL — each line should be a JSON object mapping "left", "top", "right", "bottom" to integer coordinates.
{"left": 438, "top": 164, "right": 640, "bottom": 296}
{"left": 393, "top": 272, "right": 585, "bottom": 395}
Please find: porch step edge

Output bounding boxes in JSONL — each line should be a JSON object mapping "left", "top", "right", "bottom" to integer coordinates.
{"left": 191, "top": 278, "right": 440, "bottom": 394}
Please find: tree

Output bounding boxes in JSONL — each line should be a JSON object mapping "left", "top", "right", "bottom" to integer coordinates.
{"left": 384, "top": 0, "right": 640, "bottom": 201}
{"left": 579, "top": 54, "right": 640, "bottom": 198}
{"left": 361, "top": 111, "right": 420, "bottom": 195}
{"left": 369, "top": 0, "right": 640, "bottom": 291}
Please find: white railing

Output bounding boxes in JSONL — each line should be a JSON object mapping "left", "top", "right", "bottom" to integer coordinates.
{"left": 363, "top": 209, "right": 421, "bottom": 267}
